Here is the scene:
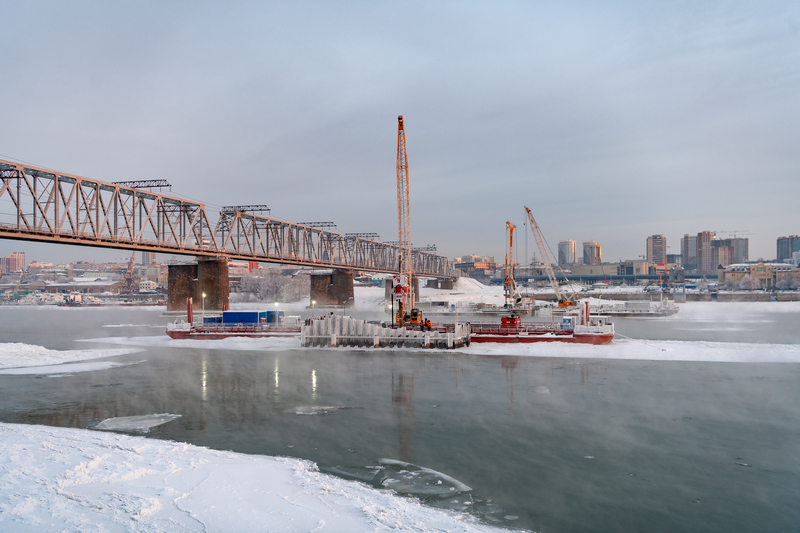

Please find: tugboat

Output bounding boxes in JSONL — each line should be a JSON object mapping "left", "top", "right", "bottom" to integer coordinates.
{"left": 166, "top": 298, "right": 301, "bottom": 340}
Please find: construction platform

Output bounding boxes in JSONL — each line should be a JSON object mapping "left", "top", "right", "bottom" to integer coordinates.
{"left": 300, "top": 314, "right": 470, "bottom": 349}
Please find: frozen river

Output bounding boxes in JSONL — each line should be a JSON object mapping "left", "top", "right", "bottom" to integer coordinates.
{"left": 1, "top": 302, "right": 799, "bottom": 531}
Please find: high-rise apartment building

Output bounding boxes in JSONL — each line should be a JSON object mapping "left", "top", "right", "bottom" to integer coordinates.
{"left": 696, "top": 231, "right": 717, "bottom": 274}
{"left": 646, "top": 235, "right": 667, "bottom": 265}
{"left": 666, "top": 254, "right": 682, "bottom": 267}
{"left": 558, "top": 240, "right": 576, "bottom": 265}
{"left": 583, "top": 241, "right": 601, "bottom": 265}
{"left": 0, "top": 252, "right": 25, "bottom": 276}
{"left": 11, "top": 252, "right": 25, "bottom": 271}
{"left": 777, "top": 235, "right": 800, "bottom": 263}
{"left": 712, "top": 238, "right": 749, "bottom": 267}
{"left": 682, "top": 234, "right": 697, "bottom": 271}
{"left": 140, "top": 252, "right": 156, "bottom": 266}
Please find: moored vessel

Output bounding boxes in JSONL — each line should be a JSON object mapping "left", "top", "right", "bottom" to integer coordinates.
{"left": 469, "top": 301, "right": 614, "bottom": 345}
{"left": 166, "top": 298, "right": 301, "bottom": 340}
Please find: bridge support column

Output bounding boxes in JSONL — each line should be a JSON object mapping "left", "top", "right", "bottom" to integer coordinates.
{"left": 310, "top": 270, "right": 354, "bottom": 306}
{"left": 383, "top": 275, "right": 421, "bottom": 304}
{"left": 167, "top": 259, "right": 229, "bottom": 313}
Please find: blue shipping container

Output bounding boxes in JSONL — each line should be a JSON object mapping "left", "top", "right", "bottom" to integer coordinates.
{"left": 266, "top": 310, "right": 285, "bottom": 323}
{"left": 222, "top": 311, "right": 267, "bottom": 324}
{"left": 203, "top": 316, "right": 222, "bottom": 324}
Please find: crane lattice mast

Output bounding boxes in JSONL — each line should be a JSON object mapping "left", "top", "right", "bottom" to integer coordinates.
{"left": 396, "top": 115, "right": 413, "bottom": 311}
{"left": 504, "top": 221, "right": 521, "bottom": 306}
{"left": 524, "top": 206, "right": 577, "bottom": 307}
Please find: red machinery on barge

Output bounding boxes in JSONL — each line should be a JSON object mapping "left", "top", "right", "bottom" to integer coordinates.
{"left": 469, "top": 301, "right": 615, "bottom": 345}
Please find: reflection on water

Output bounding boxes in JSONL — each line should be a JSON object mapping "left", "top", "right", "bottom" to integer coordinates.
{"left": 1, "top": 306, "right": 800, "bottom": 532}
{"left": 392, "top": 372, "right": 414, "bottom": 462}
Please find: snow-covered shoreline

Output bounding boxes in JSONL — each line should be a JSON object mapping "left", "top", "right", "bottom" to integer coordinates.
{"left": 0, "top": 422, "right": 508, "bottom": 532}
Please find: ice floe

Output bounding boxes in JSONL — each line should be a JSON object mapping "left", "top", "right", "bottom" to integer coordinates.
{"left": 294, "top": 405, "right": 359, "bottom": 415}
{"left": 88, "top": 414, "right": 182, "bottom": 433}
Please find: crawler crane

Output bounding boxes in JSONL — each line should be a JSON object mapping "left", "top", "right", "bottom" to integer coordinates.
{"left": 524, "top": 207, "right": 577, "bottom": 307}
{"left": 393, "top": 116, "right": 424, "bottom": 327}
{"left": 503, "top": 221, "right": 522, "bottom": 307}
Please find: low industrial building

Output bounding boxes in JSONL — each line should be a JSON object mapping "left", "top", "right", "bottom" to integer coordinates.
{"left": 44, "top": 279, "right": 125, "bottom": 294}
{"left": 718, "top": 263, "right": 800, "bottom": 289}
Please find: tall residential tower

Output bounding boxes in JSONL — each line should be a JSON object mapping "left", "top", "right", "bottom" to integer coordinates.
{"left": 646, "top": 235, "right": 667, "bottom": 265}
{"left": 583, "top": 241, "right": 601, "bottom": 265}
{"left": 558, "top": 240, "right": 576, "bottom": 265}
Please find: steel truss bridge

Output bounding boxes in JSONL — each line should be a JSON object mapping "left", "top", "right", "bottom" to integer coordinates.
{"left": 0, "top": 158, "right": 450, "bottom": 277}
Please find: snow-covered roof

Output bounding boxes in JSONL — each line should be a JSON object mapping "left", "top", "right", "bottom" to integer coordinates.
{"left": 724, "top": 263, "right": 798, "bottom": 272}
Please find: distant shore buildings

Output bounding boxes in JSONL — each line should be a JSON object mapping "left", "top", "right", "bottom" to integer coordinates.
{"left": 777, "top": 236, "right": 800, "bottom": 264}
{"left": 558, "top": 240, "right": 576, "bottom": 266}
{"left": 0, "top": 252, "right": 25, "bottom": 277}
{"left": 582, "top": 241, "right": 601, "bottom": 265}
{"left": 646, "top": 235, "right": 666, "bottom": 265}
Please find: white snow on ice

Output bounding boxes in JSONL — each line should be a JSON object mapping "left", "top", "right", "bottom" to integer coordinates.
{"left": 0, "top": 359, "right": 144, "bottom": 376}
{"left": 0, "top": 423, "right": 510, "bottom": 532}
{"left": 0, "top": 343, "right": 142, "bottom": 371}
{"left": 459, "top": 338, "right": 800, "bottom": 363}
{"left": 81, "top": 334, "right": 302, "bottom": 351}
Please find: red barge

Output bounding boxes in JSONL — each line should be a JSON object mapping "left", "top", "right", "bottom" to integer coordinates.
{"left": 469, "top": 301, "right": 614, "bottom": 345}
{"left": 166, "top": 298, "right": 301, "bottom": 340}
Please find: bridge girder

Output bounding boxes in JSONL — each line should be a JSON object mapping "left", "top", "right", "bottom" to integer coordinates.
{"left": 0, "top": 159, "right": 450, "bottom": 277}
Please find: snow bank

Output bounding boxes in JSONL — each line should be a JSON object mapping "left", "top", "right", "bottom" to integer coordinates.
{"left": 0, "top": 423, "right": 509, "bottom": 532}
{"left": 668, "top": 301, "right": 800, "bottom": 319}
{"left": 82, "top": 335, "right": 301, "bottom": 351}
{"left": 0, "top": 343, "right": 142, "bottom": 371}
{"left": 462, "top": 338, "right": 800, "bottom": 363}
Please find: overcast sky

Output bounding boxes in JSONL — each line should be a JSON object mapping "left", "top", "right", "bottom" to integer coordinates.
{"left": 1, "top": 1, "right": 798, "bottom": 266}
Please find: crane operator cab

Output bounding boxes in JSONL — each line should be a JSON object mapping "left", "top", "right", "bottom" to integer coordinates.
{"left": 404, "top": 307, "right": 424, "bottom": 326}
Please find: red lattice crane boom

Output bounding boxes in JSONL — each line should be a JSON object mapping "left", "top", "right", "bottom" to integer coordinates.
{"left": 524, "top": 206, "right": 576, "bottom": 307}
{"left": 504, "top": 221, "right": 519, "bottom": 306}
{"left": 394, "top": 116, "right": 417, "bottom": 324}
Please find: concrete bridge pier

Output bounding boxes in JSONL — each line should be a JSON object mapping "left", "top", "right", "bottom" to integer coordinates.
{"left": 384, "top": 275, "right": 423, "bottom": 302}
{"left": 425, "top": 277, "right": 455, "bottom": 290}
{"left": 167, "top": 259, "right": 230, "bottom": 313}
{"left": 310, "top": 270, "right": 355, "bottom": 306}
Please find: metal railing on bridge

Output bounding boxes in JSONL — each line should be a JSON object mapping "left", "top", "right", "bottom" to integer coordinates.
{"left": 0, "top": 158, "right": 450, "bottom": 277}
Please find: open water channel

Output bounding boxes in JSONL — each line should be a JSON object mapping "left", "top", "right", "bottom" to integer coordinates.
{"left": 1, "top": 304, "right": 799, "bottom": 532}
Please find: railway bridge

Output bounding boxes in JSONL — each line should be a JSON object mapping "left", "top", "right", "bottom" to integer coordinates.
{"left": 0, "top": 158, "right": 452, "bottom": 310}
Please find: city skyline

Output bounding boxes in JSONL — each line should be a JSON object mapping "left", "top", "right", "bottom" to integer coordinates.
{"left": 1, "top": 2, "right": 798, "bottom": 263}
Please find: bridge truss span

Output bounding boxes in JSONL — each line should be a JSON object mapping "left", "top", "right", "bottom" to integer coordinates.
{"left": 0, "top": 158, "right": 449, "bottom": 277}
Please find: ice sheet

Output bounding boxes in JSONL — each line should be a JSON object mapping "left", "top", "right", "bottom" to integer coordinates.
{"left": 459, "top": 338, "right": 800, "bottom": 363}
{"left": 0, "top": 423, "right": 507, "bottom": 532}
{"left": 83, "top": 334, "right": 302, "bottom": 351}
{"left": 0, "top": 360, "right": 144, "bottom": 376}
{"left": 0, "top": 342, "right": 142, "bottom": 370}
